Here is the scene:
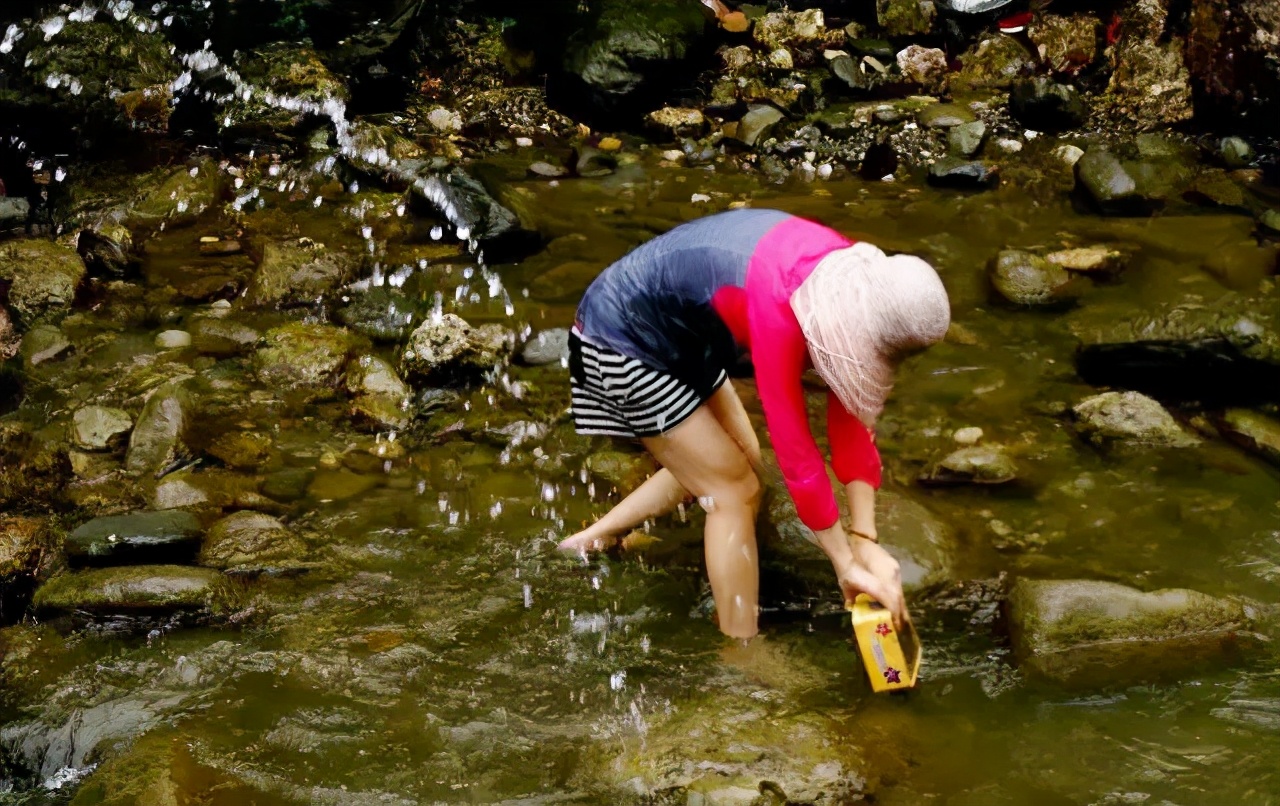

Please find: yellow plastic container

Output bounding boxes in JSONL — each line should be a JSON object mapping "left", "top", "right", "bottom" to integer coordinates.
{"left": 849, "top": 594, "right": 921, "bottom": 692}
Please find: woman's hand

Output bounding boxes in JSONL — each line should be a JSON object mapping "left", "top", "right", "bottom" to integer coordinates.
{"left": 837, "top": 537, "right": 909, "bottom": 631}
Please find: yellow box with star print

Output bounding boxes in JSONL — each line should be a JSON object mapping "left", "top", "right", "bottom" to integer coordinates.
{"left": 849, "top": 594, "right": 921, "bottom": 692}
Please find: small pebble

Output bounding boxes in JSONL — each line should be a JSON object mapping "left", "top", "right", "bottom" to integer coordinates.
{"left": 155, "top": 330, "right": 192, "bottom": 349}
{"left": 953, "top": 426, "right": 984, "bottom": 445}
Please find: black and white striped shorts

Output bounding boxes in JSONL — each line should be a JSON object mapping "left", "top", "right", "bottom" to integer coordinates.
{"left": 569, "top": 328, "right": 726, "bottom": 438}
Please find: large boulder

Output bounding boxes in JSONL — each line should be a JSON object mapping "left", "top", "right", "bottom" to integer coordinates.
{"left": 1007, "top": 578, "right": 1250, "bottom": 687}
{"left": 1071, "top": 391, "right": 1199, "bottom": 449}
{"left": 253, "top": 322, "right": 361, "bottom": 389}
{"left": 125, "top": 380, "right": 196, "bottom": 477}
{"left": 32, "top": 565, "right": 223, "bottom": 614}
{"left": 554, "top": 0, "right": 706, "bottom": 126}
{"left": 1074, "top": 291, "right": 1280, "bottom": 405}
{"left": 245, "top": 241, "right": 363, "bottom": 307}
{"left": 66, "top": 511, "right": 203, "bottom": 567}
{"left": 0, "top": 239, "right": 86, "bottom": 325}
{"left": 1186, "top": 0, "right": 1280, "bottom": 130}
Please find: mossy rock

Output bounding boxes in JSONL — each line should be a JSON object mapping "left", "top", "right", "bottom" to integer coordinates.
{"left": 0, "top": 239, "right": 87, "bottom": 326}
{"left": 1217, "top": 409, "right": 1280, "bottom": 466}
{"left": 254, "top": 322, "right": 362, "bottom": 389}
{"left": 1072, "top": 391, "right": 1198, "bottom": 448}
{"left": 125, "top": 379, "right": 197, "bottom": 477}
{"left": 1007, "top": 578, "right": 1249, "bottom": 687}
{"left": 0, "top": 516, "right": 58, "bottom": 584}
{"left": 126, "top": 159, "right": 226, "bottom": 229}
{"left": 245, "top": 241, "right": 363, "bottom": 307}
{"left": 33, "top": 565, "right": 224, "bottom": 613}
{"left": 200, "top": 511, "right": 309, "bottom": 574}
{"left": 66, "top": 510, "right": 203, "bottom": 567}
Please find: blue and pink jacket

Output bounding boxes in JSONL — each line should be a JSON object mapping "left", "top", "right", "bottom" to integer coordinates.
{"left": 576, "top": 208, "right": 882, "bottom": 531}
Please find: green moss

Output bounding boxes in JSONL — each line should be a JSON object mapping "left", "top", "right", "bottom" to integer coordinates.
{"left": 33, "top": 565, "right": 224, "bottom": 612}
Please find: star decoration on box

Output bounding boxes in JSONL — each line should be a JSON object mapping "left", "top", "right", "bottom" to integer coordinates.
{"left": 884, "top": 667, "right": 902, "bottom": 684}
{"left": 875, "top": 622, "right": 892, "bottom": 637}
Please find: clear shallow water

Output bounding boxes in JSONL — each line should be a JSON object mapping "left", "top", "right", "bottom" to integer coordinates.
{"left": 4, "top": 146, "right": 1280, "bottom": 804}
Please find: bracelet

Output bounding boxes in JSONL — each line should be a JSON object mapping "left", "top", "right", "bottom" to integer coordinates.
{"left": 851, "top": 529, "right": 878, "bottom": 544}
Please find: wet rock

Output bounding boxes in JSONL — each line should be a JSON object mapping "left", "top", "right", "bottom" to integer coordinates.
{"left": 768, "top": 48, "right": 794, "bottom": 70}
{"left": 400, "top": 314, "right": 512, "bottom": 384}
{"left": 919, "top": 445, "right": 1018, "bottom": 486}
{"left": 645, "top": 107, "right": 707, "bottom": 139}
{"left": 190, "top": 317, "right": 262, "bottom": 357}
{"left": 1217, "top": 410, "right": 1280, "bottom": 466}
{"left": 408, "top": 168, "right": 541, "bottom": 263}
{"left": 1185, "top": 171, "right": 1248, "bottom": 211}
{"left": 221, "top": 46, "right": 348, "bottom": 140}
{"left": 573, "top": 146, "right": 617, "bottom": 178}
{"left": 735, "top": 104, "right": 786, "bottom": 147}
{"left": 878, "top": 0, "right": 936, "bottom": 36}
{"left": 584, "top": 451, "right": 657, "bottom": 495}
{"left": 346, "top": 355, "right": 414, "bottom": 431}
{"left": 520, "top": 328, "right": 571, "bottom": 367}
{"left": 952, "top": 35, "right": 1033, "bottom": 91}
{"left": 262, "top": 469, "right": 314, "bottom": 503}
{"left": 1187, "top": 0, "right": 1280, "bottom": 126}
{"left": 76, "top": 223, "right": 138, "bottom": 278}
{"left": 426, "top": 106, "right": 463, "bottom": 134}
{"left": 1219, "top": 137, "right": 1255, "bottom": 169}
{"left": 350, "top": 394, "right": 413, "bottom": 432}
{"left": 154, "top": 330, "right": 191, "bottom": 350}
{"left": 557, "top": 0, "right": 705, "bottom": 125}
{"left": 125, "top": 380, "right": 195, "bottom": 477}
{"left": 928, "top": 158, "right": 999, "bottom": 190}
{"left": 1075, "top": 292, "right": 1280, "bottom": 405}
{"left": 753, "top": 9, "right": 825, "bottom": 50}
{"left": 877, "top": 491, "right": 955, "bottom": 591}
{"left": 72, "top": 406, "right": 133, "bottom": 451}
{"left": 990, "top": 249, "right": 1076, "bottom": 306}
{"left": 0, "top": 239, "right": 86, "bottom": 325}
{"left": 1007, "top": 578, "right": 1249, "bottom": 687}
{"left": 66, "top": 511, "right": 202, "bottom": 567}
{"left": 307, "top": 470, "right": 379, "bottom": 502}
{"left": 207, "top": 431, "right": 275, "bottom": 471}
{"left": 918, "top": 103, "right": 975, "bottom": 129}
{"left": 126, "top": 160, "right": 225, "bottom": 229}
{"left": 528, "top": 161, "right": 569, "bottom": 179}
{"left": 827, "top": 54, "right": 877, "bottom": 93}
{"left": 254, "top": 322, "right": 360, "bottom": 389}
{"left": 0, "top": 516, "right": 56, "bottom": 587}
{"left": 1045, "top": 246, "right": 1128, "bottom": 276}
{"left": 32, "top": 565, "right": 222, "bottom": 613}
{"left": 1009, "top": 77, "right": 1086, "bottom": 133}
{"left": 245, "top": 241, "right": 363, "bottom": 308}
{"left": 333, "top": 287, "right": 425, "bottom": 343}
{"left": 948, "top": 121, "right": 988, "bottom": 158}
{"left": 1072, "top": 391, "right": 1198, "bottom": 448}
{"left": 1260, "top": 210, "right": 1280, "bottom": 237}
{"left": 897, "top": 45, "right": 948, "bottom": 90}
{"left": 19, "top": 325, "right": 72, "bottom": 368}
{"left": 200, "top": 511, "right": 307, "bottom": 574}
{"left": 1, "top": 197, "right": 30, "bottom": 232}
{"left": 1074, "top": 150, "right": 1151, "bottom": 215}
{"left": 1102, "top": 3, "right": 1192, "bottom": 129}
{"left": 152, "top": 469, "right": 256, "bottom": 511}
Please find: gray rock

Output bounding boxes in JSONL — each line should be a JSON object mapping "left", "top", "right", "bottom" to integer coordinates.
{"left": 19, "top": 325, "right": 72, "bottom": 368}
{"left": 126, "top": 160, "right": 225, "bottom": 228}
{"left": 1073, "top": 150, "right": 1146, "bottom": 214}
{"left": 559, "top": 0, "right": 705, "bottom": 121}
{"left": 345, "top": 355, "right": 411, "bottom": 399}
{"left": 877, "top": 491, "right": 955, "bottom": 591}
{"left": 254, "top": 322, "right": 360, "bottom": 389}
{"left": 918, "top": 103, "right": 976, "bottom": 128}
{"left": 190, "top": 317, "right": 262, "bottom": 357}
{"left": 200, "top": 511, "right": 308, "bottom": 573}
{"left": 72, "top": 406, "right": 134, "bottom": 451}
{"left": 32, "top": 565, "right": 221, "bottom": 613}
{"left": 406, "top": 168, "right": 542, "bottom": 263}
{"left": 246, "top": 241, "right": 362, "bottom": 307}
{"left": 990, "top": 249, "right": 1076, "bottom": 306}
{"left": 0, "top": 197, "right": 30, "bottom": 230}
{"left": 1217, "top": 409, "right": 1280, "bottom": 466}
{"left": 828, "top": 55, "right": 877, "bottom": 93}
{"left": 400, "top": 314, "right": 512, "bottom": 384}
{"left": 1007, "top": 578, "right": 1249, "bottom": 687}
{"left": 527, "top": 161, "right": 569, "bottom": 179}
{"left": 1009, "top": 77, "right": 1086, "bottom": 132}
{"left": 125, "top": 380, "right": 194, "bottom": 477}
{"left": 334, "top": 287, "right": 427, "bottom": 343}
{"left": 1072, "top": 391, "right": 1198, "bottom": 448}
{"left": 66, "top": 511, "right": 202, "bottom": 566}
{"left": 735, "top": 105, "right": 785, "bottom": 147}
{"left": 927, "top": 158, "right": 999, "bottom": 190}
{"left": 520, "top": 328, "right": 571, "bottom": 366}
{"left": 0, "top": 239, "right": 87, "bottom": 326}
{"left": 948, "top": 121, "right": 988, "bottom": 158}
{"left": 919, "top": 445, "right": 1018, "bottom": 485}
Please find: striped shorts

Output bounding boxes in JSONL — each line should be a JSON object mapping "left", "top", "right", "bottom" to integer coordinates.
{"left": 569, "top": 328, "right": 726, "bottom": 438}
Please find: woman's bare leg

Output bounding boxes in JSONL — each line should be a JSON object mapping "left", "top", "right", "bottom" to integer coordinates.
{"left": 642, "top": 407, "right": 761, "bottom": 639}
{"left": 558, "top": 382, "right": 759, "bottom": 553}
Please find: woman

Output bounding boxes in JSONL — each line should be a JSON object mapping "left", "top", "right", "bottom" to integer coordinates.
{"left": 558, "top": 208, "right": 951, "bottom": 639}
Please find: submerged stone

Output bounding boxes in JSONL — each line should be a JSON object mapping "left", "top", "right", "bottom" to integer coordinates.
{"left": 190, "top": 317, "right": 262, "bottom": 357}
{"left": 66, "top": 511, "right": 202, "bottom": 567}
{"left": 206, "top": 430, "right": 275, "bottom": 471}
{"left": 33, "top": 565, "right": 222, "bottom": 613}
{"left": 1072, "top": 391, "right": 1198, "bottom": 448}
{"left": 1007, "top": 578, "right": 1249, "bottom": 687}
{"left": 19, "top": 325, "right": 72, "bottom": 368}
{"left": 919, "top": 445, "right": 1018, "bottom": 486}
{"left": 200, "top": 511, "right": 308, "bottom": 574}
{"left": 154, "top": 330, "right": 192, "bottom": 350}
{"left": 72, "top": 406, "right": 134, "bottom": 451}
{"left": 1073, "top": 150, "right": 1152, "bottom": 215}
{"left": 1217, "top": 409, "right": 1280, "bottom": 467}
{"left": 126, "top": 160, "right": 225, "bottom": 229}
{"left": 334, "top": 287, "right": 426, "bottom": 343}
{"left": 246, "top": 241, "right": 362, "bottom": 307}
{"left": 1045, "top": 246, "right": 1128, "bottom": 276}
{"left": 0, "top": 239, "right": 86, "bottom": 326}
{"left": 584, "top": 451, "right": 657, "bottom": 495}
{"left": 520, "top": 328, "right": 571, "bottom": 366}
{"left": 918, "top": 103, "right": 975, "bottom": 129}
{"left": 254, "top": 322, "right": 360, "bottom": 389}
{"left": 927, "top": 158, "right": 999, "bottom": 190}
{"left": 990, "top": 250, "right": 1076, "bottom": 306}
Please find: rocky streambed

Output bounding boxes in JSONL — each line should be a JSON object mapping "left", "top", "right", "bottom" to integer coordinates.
{"left": 2, "top": 1, "right": 1280, "bottom": 804}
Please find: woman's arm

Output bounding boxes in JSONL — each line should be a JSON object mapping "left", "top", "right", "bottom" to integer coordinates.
{"left": 827, "top": 389, "right": 882, "bottom": 540}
